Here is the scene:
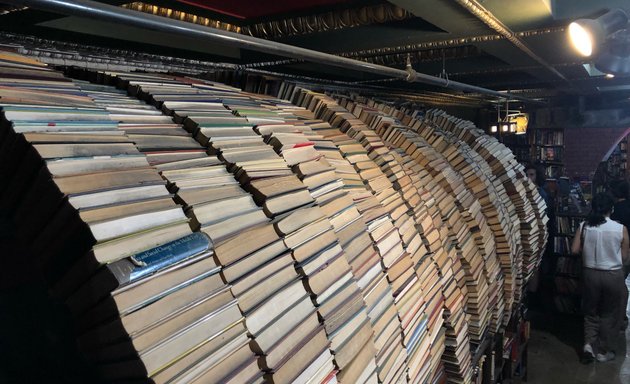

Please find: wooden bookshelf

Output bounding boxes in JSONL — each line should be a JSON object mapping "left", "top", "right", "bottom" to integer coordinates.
{"left": 533, "top": 127, "right": 565, "bottom": 178}
{"left": 593, "top": 134, "right": 629, "bottom": 194}
{"left": 500, "top": 132, "right": 533, "bottom": 164}
{"left": 551, "top": 214, "right": 584, "bottom": 315}
{"left": 480, "top": 303, "right": 530, "bottom": 384}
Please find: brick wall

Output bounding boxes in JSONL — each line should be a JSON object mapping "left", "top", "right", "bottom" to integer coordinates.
{"left": 564, "top": 126, "right": 630, "bottom": 180}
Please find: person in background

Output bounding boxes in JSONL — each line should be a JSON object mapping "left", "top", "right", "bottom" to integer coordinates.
{"left": 572, "top": 193, "right": 629, "bottom": 364}
{"left": 526, "top": 164, "right": 552, "bottom": 212}
{"left": 610, "top": 180, "right": 630, "bottom": 329}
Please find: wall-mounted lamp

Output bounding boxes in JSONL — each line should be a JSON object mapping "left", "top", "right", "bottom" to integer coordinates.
{"left": 568, "top": 9, "right": 628, "bottom": 57}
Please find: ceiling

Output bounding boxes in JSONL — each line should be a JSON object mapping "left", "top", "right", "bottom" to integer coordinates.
{"left": 1, "top": 0, "right": 630, "bottom": 104}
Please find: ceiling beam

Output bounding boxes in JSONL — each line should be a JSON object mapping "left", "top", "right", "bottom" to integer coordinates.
{"left": 3, "top": 0, "right": 546, "bottom": 104}
{"left": 451, "top": 0, "right": 570, "bottom": 83}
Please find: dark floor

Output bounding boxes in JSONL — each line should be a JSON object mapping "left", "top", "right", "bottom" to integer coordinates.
{"left": 527, "top": 278, "right": 630, "bottom": 384}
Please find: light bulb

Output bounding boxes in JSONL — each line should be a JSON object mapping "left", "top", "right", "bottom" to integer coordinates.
{"left": 569, "top": 21, "right": 594, "bottom": 57}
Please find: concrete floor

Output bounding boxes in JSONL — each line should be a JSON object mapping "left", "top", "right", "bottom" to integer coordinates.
{"left": 527, "top": 278, "right": 630, "bottom": 384}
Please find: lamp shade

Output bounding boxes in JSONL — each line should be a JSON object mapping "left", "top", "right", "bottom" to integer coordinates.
{"left": 569, "top": 19, "right": 602, "bottom": 57}
{"left": 512, "top": 114, "right": 529, "bottom": 135}
{"left": 569, "top": 9, "right": 628, "bottom": 57}
{"left": 594, "top": 30, "right": 630, "bottom": 76}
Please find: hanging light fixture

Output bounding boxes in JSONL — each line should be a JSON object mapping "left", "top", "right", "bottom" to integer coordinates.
{"left": 568, "top": 9, "right": 628, "bottom": 57}
{"left": 512, "top": 113, "right": 529, "bottom": 135}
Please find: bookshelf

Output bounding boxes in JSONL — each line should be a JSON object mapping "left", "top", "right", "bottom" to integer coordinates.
{"left": 533, "top": 128, "right": 565, "bottom": 178}
{"left": 480, "top": 303, "right": 530, "bottom": 384}
{"left": 500, "top": 132, "right": 533, "bottom": 164}
{"left": 592, "top": 134, "right": 629, "bottom": 194}
{"left": 551, "top": 214, "right": 584, "bottom": 314}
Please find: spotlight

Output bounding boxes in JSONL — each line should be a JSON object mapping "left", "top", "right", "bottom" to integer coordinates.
{"left": 569, "top": 21, "right": 596, "bottom": 57}
{"left": 501, "top": 124, "right": 509, "bottom": 132}
{"left": 509, "top": 122, "right": 517, "bottom": 133}
{"left": 606, "top": 73, "right": 615, "bottom": 78}
{"left": 490, "top": 125, "right": 498, "bottom": 133}
{"left": 568, "top": 9, "right": 628, "bottom": 57}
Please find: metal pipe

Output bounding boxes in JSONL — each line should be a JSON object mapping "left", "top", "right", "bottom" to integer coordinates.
{"left": 5, "top": 0, "right": 544, "bottom": 104}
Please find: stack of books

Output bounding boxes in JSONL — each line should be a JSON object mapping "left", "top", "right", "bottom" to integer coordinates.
{"left": 230, "top": 101, "right": 379, "bottom": 384}
{"left": 118, "top": 74, "right": 340, "bottom": 383}
{"left": 337, "top": 95, "right": 543, "bottom": 331}
{"left": 0, "top": 53, "right": 265, "bottom": 383}
{"left": 62, "top": 72, "right": 263, "bottom": 383}
{"left": 422, "top": 109, "right": 545, "bottom": 313}
{"left": 121, "top": 73, "right": 392, "bottom": 382}
{"left": 281, "top": 88, "right": 464, "bottom": 384}
{"left": 306, "top": 94, "right": 445, "bottom": 384}
{"left": 2, "top": 48, "right": 549, "bottom": 384}
{"left": 294, "top": 123, "right": 413, "bottom": 381}
{"left": 330, "top": 85, "right": 546, "bottom": 370}
{"left": 336, "top": 100, "right": 487, "bottom": 346}
{"left": 275, "top": 83, "right": 547, "bottom": 383}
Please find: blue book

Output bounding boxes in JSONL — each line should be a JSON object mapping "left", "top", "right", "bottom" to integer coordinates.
{"left": 109, "top": 232, "right": 213, "bottom": 285}
{"left": 406, "top": 314, "right": 429, "bottom": 352}
{"left": 64, "top": 232, "right": 214, "bottom": 316}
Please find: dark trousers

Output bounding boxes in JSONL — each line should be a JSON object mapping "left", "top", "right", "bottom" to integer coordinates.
{"left": 582, "top": 268, "right": 626, "bottom": 353}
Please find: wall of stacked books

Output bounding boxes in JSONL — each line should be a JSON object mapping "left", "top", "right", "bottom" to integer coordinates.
{"left": 0, "top": 49, "right": 547, "bottom": 384}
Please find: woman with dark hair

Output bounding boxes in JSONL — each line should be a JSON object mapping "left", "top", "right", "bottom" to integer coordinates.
{"left": 525, "top": 164, "right": 547, "bottom": 190}
{"left": 572, "top": 193, "right": 629, "bottom": 363}
{"left": 525, "top": 164, "right": 554, "bottom": 222}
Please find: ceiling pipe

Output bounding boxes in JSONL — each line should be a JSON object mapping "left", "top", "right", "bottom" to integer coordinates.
{"left": 452, "top": 0, "right": 571, "bottom": 84}
{"left": 244, "top": 27, "right": 564, "bottom": 69}
{"left": 339, "top": 27, "right": 566, "bottom": 59}
{"left": 4, "top": 0, "right": 545, "bottom": 104}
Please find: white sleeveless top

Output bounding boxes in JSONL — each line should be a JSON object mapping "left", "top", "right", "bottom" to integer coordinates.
{"left": 580, "top": 218, "right": 624, "bottom": 270}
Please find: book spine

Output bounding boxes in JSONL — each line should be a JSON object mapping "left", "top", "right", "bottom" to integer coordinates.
{"left": 108, "top": 232, "right": 211, "bottom": 285}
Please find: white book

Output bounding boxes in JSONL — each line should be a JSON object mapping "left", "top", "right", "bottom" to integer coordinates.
{"left": 89, "top": 207, "right": 186, "bottom": 242}
{"left": 68, "top": 184, "right": 170, "bottom": 209}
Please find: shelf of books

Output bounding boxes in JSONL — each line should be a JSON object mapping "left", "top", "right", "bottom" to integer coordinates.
{"left": 478, "top": 303, "right": 529, "bottom": 384}
{"left": 0, "top": 48, "right": 549, "bottom": 384}
{"left": 593, "top": 134, "right": 629, "bottom": 194}
{"left": 552, "top": 215, "right": 584, "bottom": 314}
{"left": 500, "top": 133, "right": 532, "bottom": 164}
{"left": 500, "top": 304, "right": 530, "bottom": 383}
{"left": 534, "top": 128, "right": 564, "bottom": 178}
